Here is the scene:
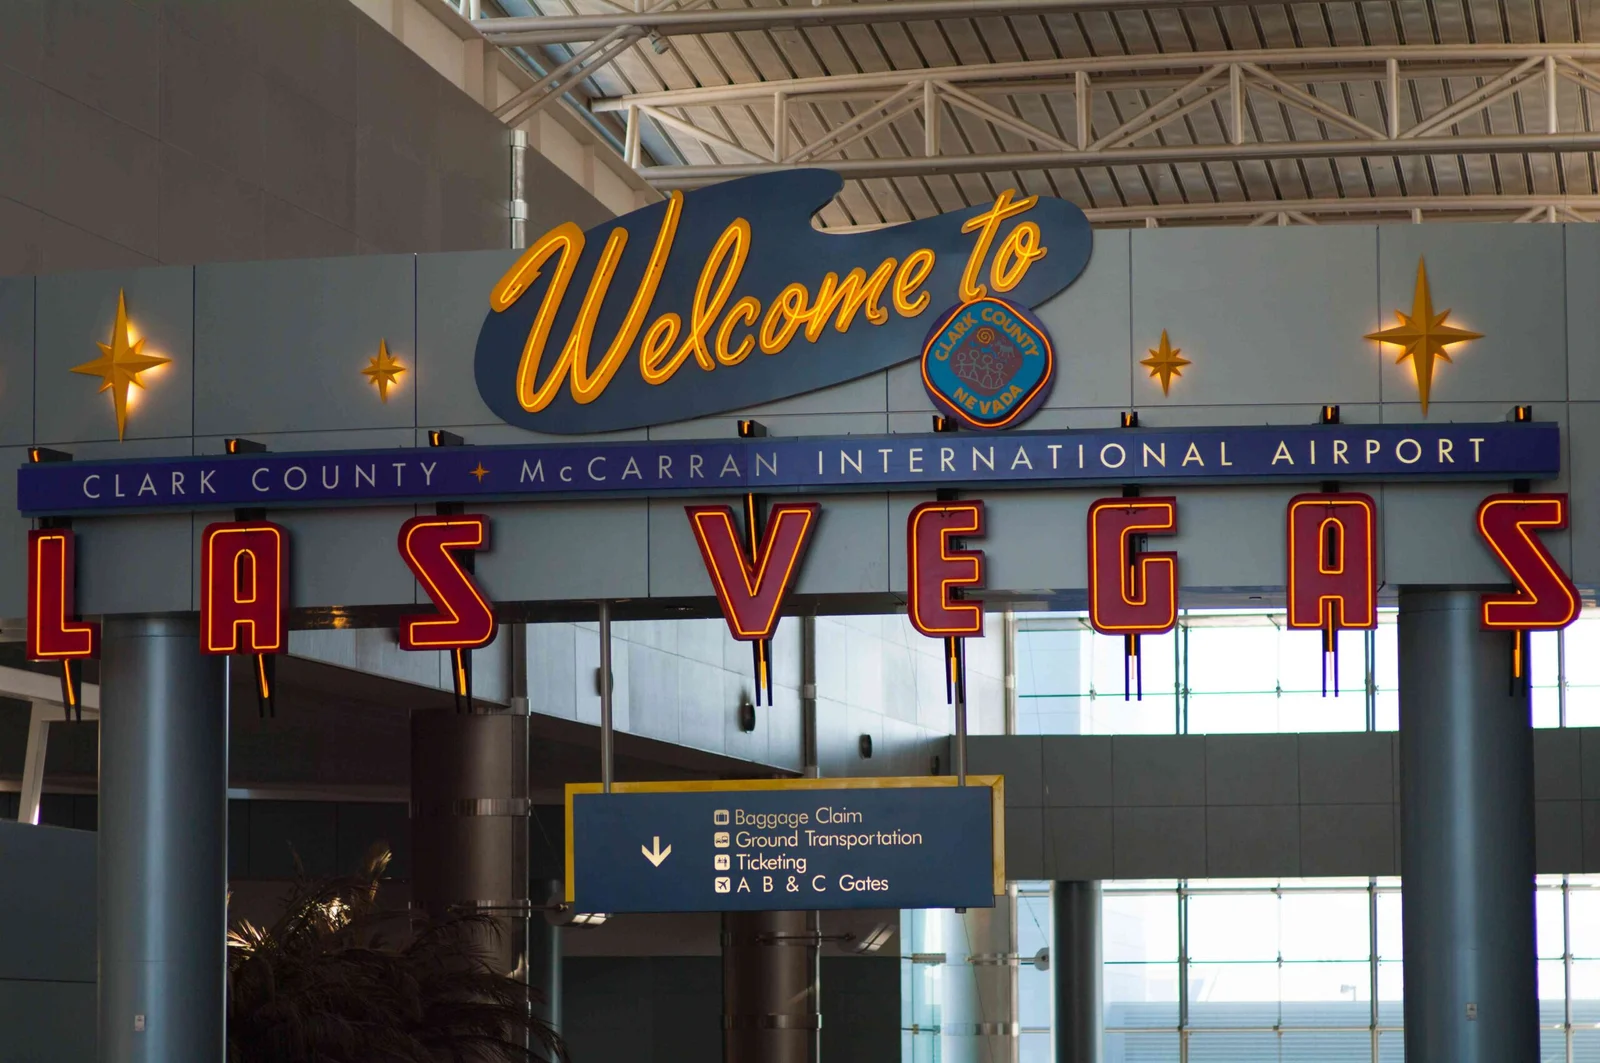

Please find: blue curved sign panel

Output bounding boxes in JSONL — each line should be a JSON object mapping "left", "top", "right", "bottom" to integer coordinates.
{"left": 474, "top": 170, "right": 1091, "bottom": 434}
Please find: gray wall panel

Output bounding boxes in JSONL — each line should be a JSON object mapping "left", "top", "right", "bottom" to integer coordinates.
{"left": 477, "top": 500, "right": 650, "bottom": 601}
{"left": 194, "top": 255, "right": 417, "bottom": 436}
{"left": 1131, "top": 225, "right": 1380, "bottom": 407}
{"left": 416, "top": 249, "right": 521, "bottom": 430}
{"left": 77, "top": 511, "right": 194, "bottom": 615}
{"left": 276, "top": 505, "right": 421, "bottom": 609}
{"left": 0, "top": 277, "right": 35, "bottom": 446}
{"left": 1567, "top": 226, "right": 1600, "bottom": 401}
{"left": 0, "top": 447, "right": 29, "bottom": 618}
{"left": 1377, "top": 223, "right": 1567, "bottom": 404}
{"left": 35, "top": 266, "right": 193, "bottom": 444}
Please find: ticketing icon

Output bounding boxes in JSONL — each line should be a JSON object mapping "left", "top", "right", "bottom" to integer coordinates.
{"left": 714, "top": 854, "right": 731, "bottom": 870}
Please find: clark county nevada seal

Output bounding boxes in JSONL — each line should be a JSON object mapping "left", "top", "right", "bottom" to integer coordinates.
{"left": 921, "top": 297, "right": 1055, "bottom": 430}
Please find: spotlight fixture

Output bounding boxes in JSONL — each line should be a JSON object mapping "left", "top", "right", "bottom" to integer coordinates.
{"left": 1513, "top": 405, "right": 1534, "bottom": 423}
{"left": 1320, "top": 405, "right": 1340, "bottom": 425}
{"left": 428, "top": 429, "right": 465, "bottom": 447}
{"left": 738, "top": 697, "right": 757, "bottom": 733}
{"left": 858, "top": 733, "right": 873, "bottom": 759}
{"left": 27, "top": 447, "right": 72, "bottom": 464}
{"left": 932, "top": 415, "right": 958, "bottom": 433}
{"left": 737, "top": 419, "right": 768, "bottom": 439}
{"left": 1120, "top": 411, "right": 1140, "bottom": 428}
{"left": 225, "top": 438, "right": 267, "bottom": 455}
{"left": 648, "top": 31, "right": 670, "bottom": 53}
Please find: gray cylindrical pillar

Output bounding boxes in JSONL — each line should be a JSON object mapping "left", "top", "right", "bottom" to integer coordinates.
{"left": 99, "top": 615, "right": 227, "bottom": 1063}
{"left": 410, "top": 707, "right": 530, "bottom": 972}
{"left": 722, "top": 910, "right": 820, "bottom": 1063}
{"left": 1053, "top": 881, "right": 1103, "bottom": 1063}
{"left": 1399, "top": 588, "right": 1538, "bottom": 1063}
{"left": 530, "top": 879, "right": 563, "bottom": 1035}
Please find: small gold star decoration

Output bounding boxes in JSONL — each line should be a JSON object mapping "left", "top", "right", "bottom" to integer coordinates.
{"left": 361, "top": 339, "right": 405, "bottom": 403}
{"left": 1365, "top": 257, "right": 1482, "bottom": 416}
{"left": 71, "top": 289, "right": 170, "bottom": 441}
{"left": 1140, "top": 330, "right": 1191, "bottom": 396}
{"left": 470, "top": 462, "right": 490, "bottom": 482}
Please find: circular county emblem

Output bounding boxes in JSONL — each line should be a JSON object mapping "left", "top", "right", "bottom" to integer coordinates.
{"left": 920, "top": 298, "right": 1055, "bottom": 430}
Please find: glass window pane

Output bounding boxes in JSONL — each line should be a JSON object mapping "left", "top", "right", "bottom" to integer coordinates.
{"left": 1282, "top": 1030, "right": 1372, "bottom": 1062}
{"left": 1573, "top": 959, "right": 1600, "bottom": 1025}
{"left": 1376, "top": 892, "right": 1403, "bottom": 959}
{"left": 1278, "top": 690, "right": 1367, "bottom": 733}
{"left": 1281, "top": 892, "right": 1369, "bottom": 961}
{"left": 1573, "top": 888, "right": 1600, "bottom": 959}
{"left": 1104, "top": 893, "right": 1179, "bottom": 963}
{"left": 1377, "top": 1031, "right": 1405, "bottom": 1063}
{"left": 1189, "top": 894, "right": 1279, "bottom": 961}
{"left": 1105, "top": 1031, "right": 1180, "bottom": 1063}
{"left": 1016, "top": 694, "right": 1091, "bottom": 735}
{"left": 1537, "top": 888, "right": 1566, "bottom": 959}
{"left": 1542, "top": 1029, "right": 1567, "bottom": 1063}
{"left": 1187, "top": 962, "right": 1280, "bottom": 1027}
{"left": 1540, "top": 958, "right": 1567, "bottom": 1002}
{"left": 1092, "top": 696, "right": 1180, "bottom": 736}
{"left": 1019, "top": 1029, "right": 1051, "bottom": 1063}
{"left": 1017, "top": 629, "right": 1089, "bottom": 697}
{"left": 1105, "top": 963, "right": 1180, "bottom": 1029}
{"left": 1280, "top": 962, "right": 1371, "bottom": 1027}
{"left": 1186, "top": 624, "right": 1281, "bottom": 695}
{"left": 1376, "top": 960, "right": 1403, "bottom": 1026}
{"left": 1187, "top": 1031, "right": 1279, "bottom": 1062}
{"left": 1187, "top": 692, "right": 1283, "bottom": 735}
{"left": 1574, "top": 1028, "right": 1600, "bottom": 1063}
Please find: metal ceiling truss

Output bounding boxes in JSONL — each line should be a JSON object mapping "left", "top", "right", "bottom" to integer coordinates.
{"left": 589, "top": 43, "right": 1600, "bottom": 194}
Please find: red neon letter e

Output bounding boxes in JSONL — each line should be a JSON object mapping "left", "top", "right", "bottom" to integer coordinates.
{"left": 687, "top": 503, "right": 819, "bottom": 640}
{"left": 1478, "top": 493, "right": 1579, "bottom": 630}
{"left": 1286, "top": 493, "right": 1378, "bottom": 630}
{"left": 398, "top": 514, "right": 497, "bottom": 650}
{"left": 1087, "top": 497, "right": 1178, "bottom": 635}
{"left": 27, "top": 529, "right": 99, "bottom": 660}
{"left": 907, "top": 500, "right": 986, "bottom": 638}
{"left": 200, "top": 521, "right": 288, "bottom": 654}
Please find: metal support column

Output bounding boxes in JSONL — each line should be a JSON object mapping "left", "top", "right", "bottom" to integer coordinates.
{"left": 410, "top": 706, "right": 531, "bottom": 972}
{"left": 1398, "top": 588, "right": 1538, "bottom": 1063}
{"left": 1053, "top": 881, "right": 1103, "bottom": 1063}
{"left": 722, "top": 909, "right": 821, "bottom": 1063}
{"left": 98, "top": 615, "right": 227, "bottom": 1063}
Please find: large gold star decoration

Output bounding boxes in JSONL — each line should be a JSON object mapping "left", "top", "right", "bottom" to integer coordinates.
{"left": 71, "top": 289, "right": 170, "bottom": 441}
{"left": 1365, "top": 257, "right": 1482, "bottom": 416}
{"left": 362, "top": 339, "right": 405, "bottom": 403}
{"left": 1140, "top": 330, "right": 1191, "bottom": 396}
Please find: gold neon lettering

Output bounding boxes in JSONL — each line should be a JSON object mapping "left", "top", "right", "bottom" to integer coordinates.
{"left": 959, "top": 189, "right": 1038, "bottom": 301}
{"left": 639, "top": 313, "right": 684, "bottom": 383}
{"left": 716, "top": 296, "right": 761, "bottom": 366}
{"left": 893, "top": 249, "right": 936, "bottom": 317}
{"left": 670, "top": 217, "right": 750, "bottom": 375}
{"left": 990, "top": 221, "right": 1047, "bottom": 293}
{"left": 490, "top": 223, "right": 585, "bottom": 413}
{"left": 759, "top": 283, "right": 812, "bottom": 355}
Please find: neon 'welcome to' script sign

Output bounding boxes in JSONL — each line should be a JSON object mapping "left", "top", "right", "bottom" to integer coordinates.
{"left": 473, "top": 170, "right": 1093, "bottom": 434}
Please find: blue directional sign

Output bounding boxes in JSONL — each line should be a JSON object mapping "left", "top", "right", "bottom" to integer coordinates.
{"left": 565, "top": 777, "right": 1004, "bottom": 913}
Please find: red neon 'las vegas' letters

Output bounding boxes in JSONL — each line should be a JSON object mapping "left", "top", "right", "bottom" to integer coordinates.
{"left": 1088, "top": 497, "right": 1178, "bottom": 635}
{"left": 1477, "top": 493, "right": 1579, "bottom": 630}
{"left": 687, "top": 503, "right": 819, "bottom": 640}
{"left": 200, "top": 521, "right": 288, "bottom": 654}
{"left": 1286, "top": 493, "right": 1378, "bottom": 631}
{"left": 907, "top": 500, "right": 986, "bottom": 638}
{"left": 398, "top": 515, "right": 497, "bottom": 651}
{"left": 27, "top": 529, "right": 99, "bottom": 660}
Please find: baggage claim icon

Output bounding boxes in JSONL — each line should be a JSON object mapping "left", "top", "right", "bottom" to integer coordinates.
{"left": 921, "top": 297, "right": 1055, "bottom": 430}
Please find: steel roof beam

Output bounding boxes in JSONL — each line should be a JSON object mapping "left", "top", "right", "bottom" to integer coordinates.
{"left": 591, "top": 42, "right": 1600, "bottom": 110}
{"left": 476, "top": 0, "right": 1396, "bottom": 47}
{"left": 632, "top": 132, "right": 1600, "bottom": 186}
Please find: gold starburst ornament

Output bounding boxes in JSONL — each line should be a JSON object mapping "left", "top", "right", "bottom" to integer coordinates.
{"left": 71, "top": 290, "right": 170, "bottom": 441}
{"left": 1366, "top": 257, "right": 1482, "bottom": 416}
{"left": 362, "top": 339, "right": 405, "bottom": 403}
{"left": 1141, "top": 330, "right": 1191, "bottom": 396}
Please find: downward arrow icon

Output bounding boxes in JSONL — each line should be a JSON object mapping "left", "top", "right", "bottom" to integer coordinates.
{"left": 641, "top": 836, "right": 672, "bottom": 867}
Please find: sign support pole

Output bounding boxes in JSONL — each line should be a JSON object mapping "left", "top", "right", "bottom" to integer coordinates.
{"left": 598, "top": 599, "right": 614, "bottom": 793}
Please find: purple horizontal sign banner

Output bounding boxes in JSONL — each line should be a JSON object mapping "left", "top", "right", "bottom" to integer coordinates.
{"left": 16, "top": 422, "right": 1560, "bottom": 516}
